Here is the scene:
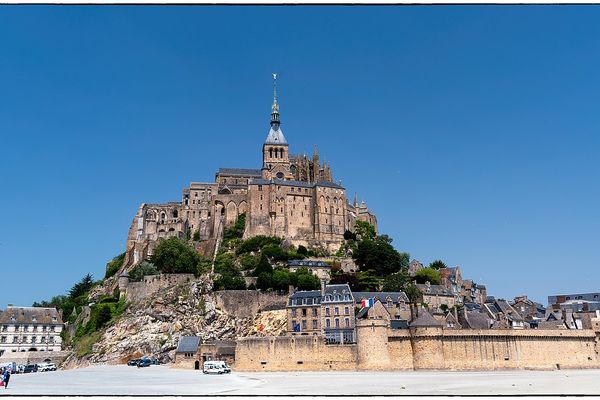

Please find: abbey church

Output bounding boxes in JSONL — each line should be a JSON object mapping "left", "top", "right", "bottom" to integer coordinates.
{"left": 121, "top": 76, "right": 377, "bottom": 270}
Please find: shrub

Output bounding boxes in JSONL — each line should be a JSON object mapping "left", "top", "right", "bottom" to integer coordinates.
{"left": 129, "top": 261, "right": 159, "bottom": 281}
{"left": 151, "top": 237, "right": 201, "bottom": 275}
{"left": 104, "top": 253, "right": 125, "bottom": 279}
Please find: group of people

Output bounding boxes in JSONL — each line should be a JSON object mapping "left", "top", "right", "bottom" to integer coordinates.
{"left": 0, "top": 367, "right": 11, "bottom": 389}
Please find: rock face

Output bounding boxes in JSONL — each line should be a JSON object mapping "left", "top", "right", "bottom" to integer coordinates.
{"left": 62, "top": 279, "right": 287, "bottom": 369}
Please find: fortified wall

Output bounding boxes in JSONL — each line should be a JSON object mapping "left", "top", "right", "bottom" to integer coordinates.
{"left": 235, "top": 320, "right": 600, "bottom": 371}
{"left": 213, "top": 290, "right": 287, "bottom": 319}
{"left": 123, "top": 274, "right": 195, "bottom": 303}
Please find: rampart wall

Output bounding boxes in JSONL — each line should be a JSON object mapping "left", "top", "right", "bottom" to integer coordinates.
{"left": 126, "top": 274, "right": 195, "bottom": 302}
{"left": 235, "top": 323, "right": 600, "bottom": 372}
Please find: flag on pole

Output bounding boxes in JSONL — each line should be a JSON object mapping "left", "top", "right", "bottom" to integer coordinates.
{"left": 361, "top": 298, "right": 374, "bottom": 308}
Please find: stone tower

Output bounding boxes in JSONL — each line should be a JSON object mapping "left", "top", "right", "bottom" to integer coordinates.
{"left": 262, "top": 73, "right": 294, "bottom": 181}
{"left": 356, "top": 318, "right": 390, "bottom": 370}
{"left": 409, "top": 309, "right": 444, "bottom": 369}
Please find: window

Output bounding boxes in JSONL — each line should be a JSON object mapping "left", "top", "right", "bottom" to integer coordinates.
{"left": 334, "top": 307, "right": 339, "bottom": 315}
{"left": 0, "top": 336, "right": 6, "bottom": 343}
{"left": 49, "top": 337, "right": 54, "bottom": 344}
{"left": 302, "top": 320, "right": 307, "bottom": 330}
{"left": 292, "top": 320, "right": 297, "bottom": 329}
{"left": 326, "top": 319, "right": 330, "bottom": 328}
{"left": 1, "top": 326, "right": 6, "bottom": 332}
{"left": 335, "top": 319, "right": 340, "bottom": 328}
{"left": 291, "top": 309, "right": 297, "bottom": 318}
{"left": 40, "top": 337, "right": 46, "bottom": 343}
{"left": 31, "top": 336, "right": 36, "bottom": 343}
{"left": 302, "top": 309, "right": 307, "bottom": 317}
{"left": 344, "top": 307, "right": 349, "bottom": 315}
{"left": 325, "top": 307, "right": 330, "bottom": 316}
{"left": 12, "top": 337, "right": 17, "bottom": 343}
{"left": 345, "top": 318, "right": 350, "bottom": 328}
{"left": 312, "top": 308, "right": 317, "bottom": 317}
{"left": 312, "top": 320, "right": 318, "bottom": 329}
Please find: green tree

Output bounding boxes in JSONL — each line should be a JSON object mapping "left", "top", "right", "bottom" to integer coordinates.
{"left": 356, "top": 270, "right": 381, "bottom": 291}
{"left": 429, "top": 260, "right": 447, "bottom": 270}
{"left": 104, "top": 253, "right": 125, "bottom": 279}
{"left": 272, "top": 268, "right": 291, "bottom": 291}
{"left": 69, "top": 273, "right": 94, "bottom": 300}
{"left": 192, "top": 230, "right": 200, "bottom": 241}
{"left": 343, "top": 230, "right": 357, "bottom": 241}
{"left": 414, "top": 267, "right": 441, "bottom": 285}
{"left": 129, "top": 261, "right": 159, "bottom": 281}
{"left": 150, "top": 237, "right": 201, "bottom": 274}
{"left": 295, "top": 270, "right": 320, "bottom": 290}
{"left": 256, "top": 272, "right": 273, "bottom": 291}
{"left": 382, "top": 271, "right": 410, "bottom": 292}
{"left": 213, "top": 273, "right": 246, "bottom": 290}
{"left": 223, "top": 213, "right": 246, "bottom": 241}
{"left": 354, "top": 220, "right": 376, "bottom": 241}
{"left": 253, "top": 254, "right": 273, "bottom": 277}
{"left": 353, "top": 235, "right": 409, "bottom": 276}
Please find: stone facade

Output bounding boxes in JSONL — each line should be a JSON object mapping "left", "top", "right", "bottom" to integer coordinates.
{"left": 119, "top": 80, "right": 377, "bottom": 275}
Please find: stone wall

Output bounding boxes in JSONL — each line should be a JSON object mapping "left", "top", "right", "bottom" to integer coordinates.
{"left": 234, "top": 326, "right": 600, "bottom": 372}
{"left": 213, "top": 290, "right": 287, "bottom": 319}
{"left": 235, "top": 336, "right": 357, "bottom": 371}
{"left": 126, "top": 274, "right": 195, "bottom": 303}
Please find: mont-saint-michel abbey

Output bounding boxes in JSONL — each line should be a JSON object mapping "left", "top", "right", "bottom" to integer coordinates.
{"left": 124, "top": 75, "right": 377, "bottom": 269}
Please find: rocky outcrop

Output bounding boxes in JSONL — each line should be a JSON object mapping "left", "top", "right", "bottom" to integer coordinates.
{"left": 62, "top": 278, "right": 287, "bottom": 369}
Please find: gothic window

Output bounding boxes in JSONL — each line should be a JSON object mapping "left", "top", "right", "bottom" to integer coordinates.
{"left": 258, "top": 185, "right": 262, "bottom": 191}
{"left": 195, "top": 192, "right": 198, "bottom": 197}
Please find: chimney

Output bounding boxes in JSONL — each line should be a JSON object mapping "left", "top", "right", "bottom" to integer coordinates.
{"left": 320, "top": 279, "right": 326, "bottom": 296}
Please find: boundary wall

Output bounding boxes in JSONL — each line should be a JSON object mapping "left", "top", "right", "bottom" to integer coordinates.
{"left": 235, "top": 320, "right": 600, "bottom": 371}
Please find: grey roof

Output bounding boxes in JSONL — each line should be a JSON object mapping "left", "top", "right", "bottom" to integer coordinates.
{"left": 287, "top": 260, "right": 330, "bottom": 268}
{"left": 410, "top": 310, "right": 443, "bottom": 327}
{"left": 352, "top": 291, "right": 409, "bottom": 304}
{"left": 176, "top": 336, "right": 201, "bottom": 353}
{"left": 463, "top": 303, "right": 482, "bottom": 311}
{"left": 324, "top": 284, "right": 352, "bottom": 296}
{"left": 0, "top": 306, "right": 63, "bottom": 325}
{"left": 217, "top": 168, "right": 262, "bottom": 177}
{"left": 390, "top": 319, "right": 410, "bottom": 329}
{"left": 119, "top": 269, "right": 129, "bottom": 278}
{"left": 465, "top": 312, "right": 491, "bottom": 329}
{"left": 356, "top": 307, "right": 370, "bottom": 319}
{"left": 264, "top": 126, "right": 288, "bottom": 145}
{"left": 288, "top": 290, "right": 322, "bottom": 306}
{"left": 415, "top": 283, "right": 454, "bottom": 297}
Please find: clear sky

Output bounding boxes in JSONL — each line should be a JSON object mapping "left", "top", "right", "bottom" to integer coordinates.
{"left": 1, "top": 6, "right": 599, "bottom": 308}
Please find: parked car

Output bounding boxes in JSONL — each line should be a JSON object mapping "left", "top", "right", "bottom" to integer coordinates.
{"left": 149, "top": 358, "right": 160, "bottom": 365}
{"left": 127, "top": 359, "right": 141, "bottom": 366}
{"left": 137, "top": 359, "right": 151, "bottom": 368}
{"left": 203, "top": 361, "right": 229, "bottom": 374}
{"left": 23, "top": 364, "right": 38, "bottom": 373}
{"left": 38, "top": 363, "right": 57, "bottom": 372}
{"left": 15, "top": 365, "right": 25, "bottom": 374}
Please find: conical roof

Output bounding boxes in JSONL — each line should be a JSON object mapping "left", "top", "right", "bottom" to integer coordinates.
{"left": 265, "top": 125, "right": 288, "bottom": 145}
{"left": 410, "top": 309, "right": 443, "bottom": 327}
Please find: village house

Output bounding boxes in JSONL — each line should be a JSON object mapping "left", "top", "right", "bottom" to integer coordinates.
{"left": 415, "top": 281, "right": 456, "bottom": 312}
{"left": 174, "top": 336, "right": 237, "bottom": 370}
{"left": 439, "top": 266, "right": 463, "bottom": 304}
{"left": 286, "top": 259, "right": 331, "bottom": 283}
{"left": 322, "top": 284, "right": 355, "bottom": 344}
{"left": 483, "top": 299, "right": 525, "bottom": 329}
{"left": 287, "top": 290, "right": 322, "bottom": 335}
{"left": 352, "top": 291, "right": 411, "bottom": 320}
{"left": 408, "top": 259, "right": 424, "bottom": 276}
{"left": 0, "top": 305, "right": 63, "bottom": 357}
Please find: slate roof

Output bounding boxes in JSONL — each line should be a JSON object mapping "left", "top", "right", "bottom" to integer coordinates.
{"left": 324, "top": 284, "right": 352, "bottom": 296}
{"left": 288, "top": 290, "right": 322, "bottom": 306}
{"left": 464, "top": 311, "right": 491, "bottom": 329}
{"left": 217, "top": 168, "right": 262, "bottom": 177}
{"left": 415, "top": 283, "right": 454, "bottom": 297}
{"left": 410, "top": 310, "right": 443, "bottom": 327}
{"left": 287, "top": 260, "right": 330, "bottom": 268}
{"left": 0, "top": 306, "right": 63, "bottom": 325}
{"left": 176, "top": 336, "right": 201, "bottom": 353}
{"left": 390, "top": 319, "right": 410, "bottom": 329}
{"left": 265, "top": 126, "right": 288, "bottom": 145}
{"left": 352, "top": 291, "right": 409, "bottom": 304}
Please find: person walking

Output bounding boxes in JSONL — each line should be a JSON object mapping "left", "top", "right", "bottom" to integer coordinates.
{"left": 2, "top": 368, "right": 10, "bottom": 389}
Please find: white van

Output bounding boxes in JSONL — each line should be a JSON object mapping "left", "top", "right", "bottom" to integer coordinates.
{"left": 203, "top": 361, "right": 230, "bottom": 374}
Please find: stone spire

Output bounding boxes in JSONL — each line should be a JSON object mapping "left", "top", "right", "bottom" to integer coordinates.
{"left": 271, "top": 73, "right": 280, "bottom": 128}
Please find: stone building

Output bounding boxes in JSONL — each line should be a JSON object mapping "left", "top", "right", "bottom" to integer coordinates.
{"left": 0, "top": 305, "right": 63, "bottom": 357}
{"left": 120, "top": 76, "right": 377, "bottom": 274}
{"left": 352, "top": 291, "right": 411, "bottom": 320}
{"left": 415, "top": 282, "right": 456, "bottom": 312}
{"left": 286, "top": 259, "right": 331, "bottom": 283}
{"left": 322, "top": 284, "right": 355, "bottom": 344}
{"left": 287, "top": 290, "right": 322, "bottom": 335}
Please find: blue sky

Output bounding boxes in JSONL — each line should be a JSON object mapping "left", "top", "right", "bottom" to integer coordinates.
{"left": 1, "top": 6, "right": 599, "bottom": 307}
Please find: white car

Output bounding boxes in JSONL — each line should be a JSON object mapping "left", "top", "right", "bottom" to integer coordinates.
{"left": 37, "top": 363, "right": 57, "bottom": 372}
{"left": 203, "top": 361, "right": 230, "bottom": 374}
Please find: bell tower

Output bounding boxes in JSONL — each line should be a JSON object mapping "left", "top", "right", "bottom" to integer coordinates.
{"left": 262, "top": 73, "right": 293, "bottom": 180}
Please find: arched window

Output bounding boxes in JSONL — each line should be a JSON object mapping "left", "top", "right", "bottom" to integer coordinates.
{"left": 160, "top": 212, "right": 166, "bottom": 223}
{"left": 172, "top": 210, "right": 178, "bottom": 218}
{"left": 269, "top": 148, "right": 273, "bottom": 158}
